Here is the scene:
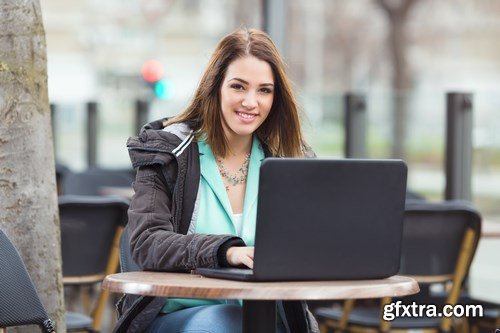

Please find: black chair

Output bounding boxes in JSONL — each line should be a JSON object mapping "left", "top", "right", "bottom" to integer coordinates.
{"left": 0, "top": 230, "right": 56, "bottom": 333}
{"left": 59, "top": 195, "right": 129, "bottom": 332}
{"left": 316, "top": 201, "right": 482, "bottom": 333}
{"left": 63, "top": 168, "right": 135, "bottom": 196}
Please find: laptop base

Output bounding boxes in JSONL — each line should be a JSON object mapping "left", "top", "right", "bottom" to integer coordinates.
{"left": 195, "top": 268, "right": 255, "bottom": 281}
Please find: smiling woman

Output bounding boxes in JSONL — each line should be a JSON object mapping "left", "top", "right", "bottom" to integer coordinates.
{"left": 215, "top": 55, "right": 276, "bottom": 214}
{"left": 167, "top": 28, "right": 305, "bottom": 159}
{"left": 120, "top": 28, "right": 318, "bottom": 333}
{"left": 220, "top": 56, "right": 275, "bottom": 141}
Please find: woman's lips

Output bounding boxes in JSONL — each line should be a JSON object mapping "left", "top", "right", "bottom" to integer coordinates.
{"left": 235, "top": 111, "right": 258, "bottom": 123}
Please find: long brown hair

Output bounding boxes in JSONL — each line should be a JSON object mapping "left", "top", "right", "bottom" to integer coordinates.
{"left": 166, "top": 28, "right": 304, "bottom": 158}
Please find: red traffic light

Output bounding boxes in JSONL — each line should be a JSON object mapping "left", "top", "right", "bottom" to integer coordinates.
{"left": 141, "top": 59, "right": 164, "bottom": 83}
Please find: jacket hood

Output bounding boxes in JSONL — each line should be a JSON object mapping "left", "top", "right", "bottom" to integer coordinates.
{"left": 127, "top": 119, "right": 195, "bottom": 169}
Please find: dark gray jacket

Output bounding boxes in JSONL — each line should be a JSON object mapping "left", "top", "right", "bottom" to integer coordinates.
{"left": 113, "top": 119, "right": 319, "bottom": 333}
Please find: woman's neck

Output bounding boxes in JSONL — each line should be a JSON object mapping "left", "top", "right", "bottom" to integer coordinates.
{"left": 225, "top": 133, "right": 252, "bottom": 157}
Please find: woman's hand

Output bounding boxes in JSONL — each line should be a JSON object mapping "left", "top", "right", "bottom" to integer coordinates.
{"left": 226, "top": 246, "right": 254, "bottom": 269}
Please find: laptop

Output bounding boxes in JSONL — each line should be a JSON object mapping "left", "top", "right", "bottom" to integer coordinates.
{"left": 195, "top": 158, "right": 407, "bottom": 282}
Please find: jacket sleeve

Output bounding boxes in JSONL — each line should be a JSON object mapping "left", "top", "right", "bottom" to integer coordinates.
{"left": 128, "top": 165, "right": 244, "bottom": 272}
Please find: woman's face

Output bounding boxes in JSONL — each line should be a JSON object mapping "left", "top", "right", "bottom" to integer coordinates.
{"left": 219, "top": 56, "right": 274, "bottom": 141}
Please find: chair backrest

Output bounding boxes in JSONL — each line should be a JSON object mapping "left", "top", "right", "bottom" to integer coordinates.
{"left": 63, "top": 168, "right": 135, "bottom": 196}
{"left": 59, "top": 195, "right": 129, "bottom": 282}
{"left": 399, "top": 200, "right": 482, "bottom": 279}
{"left": 0, "top": 230, "right": 55, "bottom": 332}
{"left": 398, "top": 201, "right": 481, "bottom": 331}
{"left": 119, "top": 227, "right": 141, "bottom": 273}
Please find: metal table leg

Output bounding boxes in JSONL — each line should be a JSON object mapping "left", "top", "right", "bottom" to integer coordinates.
{"left": 242, "top": 300, "right": 276, "bottom": 333}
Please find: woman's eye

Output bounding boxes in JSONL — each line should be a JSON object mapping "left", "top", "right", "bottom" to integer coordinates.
{"left": 230, "top": 84, "right": 244, "bottom": 90}
{"left": 260, "top": 88, "right": 273, "bottom": 94}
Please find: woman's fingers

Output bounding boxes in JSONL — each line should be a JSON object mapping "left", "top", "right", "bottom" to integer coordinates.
{"left": 226, "top": 246, "right": 254, "bottom": 268}
{"left": 246, "top": 247, "right": 254, "bottom": 259}
{"left": 241, "top": 253, "right": 254, "bottom": 269}
{"left": 240, "top": 247, "right": 254, "bottom": 268}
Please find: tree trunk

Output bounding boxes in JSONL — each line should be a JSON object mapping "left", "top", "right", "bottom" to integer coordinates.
{"left": 376, "top": 0, "right": 418, "bottom": 159}
{"left": 389, "top": 14, "right": 410, "bottom": 159}
{"left": 0, "top": 1, "right": 65, "bottom": 332}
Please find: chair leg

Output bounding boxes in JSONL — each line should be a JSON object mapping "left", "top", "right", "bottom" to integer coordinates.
{"left": 379, "top": 297, "right": 392, "bottom": 333}
{"left": 338, "top": 299, "right": 355, "bottom": 331}
{"left": 441, "top": 228, "right": 476, "bottom": 332}
{"left": 91, "top": 226, "right": 123, "bottom": 332}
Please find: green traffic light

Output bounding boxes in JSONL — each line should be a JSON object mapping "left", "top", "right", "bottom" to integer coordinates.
{"left": 153, "top": 79, "right": 173, "bottom": 100}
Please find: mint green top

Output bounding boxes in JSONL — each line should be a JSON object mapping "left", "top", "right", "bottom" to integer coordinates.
{"left": 160, "top": 136, "right": 265, "bottom": 313}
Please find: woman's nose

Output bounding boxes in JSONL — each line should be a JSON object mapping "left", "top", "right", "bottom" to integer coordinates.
{"left": 241, "top": 92, "right": 257, "bottom": 109}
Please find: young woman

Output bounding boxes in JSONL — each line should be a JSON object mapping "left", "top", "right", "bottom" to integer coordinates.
{"left": 116, "top": 28, "right": 319, "bottom": 333}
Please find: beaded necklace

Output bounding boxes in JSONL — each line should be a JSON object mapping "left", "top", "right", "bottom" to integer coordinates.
{"left": 216, "top": 152, "right": 251, "bottom": 191}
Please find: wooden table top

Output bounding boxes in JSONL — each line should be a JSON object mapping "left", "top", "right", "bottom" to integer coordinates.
{"left": 103, "top": 272, "right": 419, "bottom": 300}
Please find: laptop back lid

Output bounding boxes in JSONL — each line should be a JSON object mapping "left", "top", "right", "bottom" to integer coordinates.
{"left": 253, "top": 158, "right": 407, "bottom": 281}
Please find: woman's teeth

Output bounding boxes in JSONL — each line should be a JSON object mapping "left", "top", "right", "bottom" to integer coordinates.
{"left": 237, "top": 112, "right": 256, "bottom": 119}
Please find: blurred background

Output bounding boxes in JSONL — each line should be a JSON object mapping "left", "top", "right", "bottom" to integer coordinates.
{"left": 41, "top": 0, "right": 500, "bottom": 222}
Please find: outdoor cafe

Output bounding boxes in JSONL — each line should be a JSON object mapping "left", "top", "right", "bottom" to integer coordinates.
{"left": 2, "top": 1, "right": 500, "bottom": 333}
{"left": 3, "top": 92, "right": 499, "bottom": 333}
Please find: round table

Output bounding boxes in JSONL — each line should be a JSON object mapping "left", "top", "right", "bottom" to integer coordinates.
{"left": 103, "top": 272, "right": 419, "bottom": 333}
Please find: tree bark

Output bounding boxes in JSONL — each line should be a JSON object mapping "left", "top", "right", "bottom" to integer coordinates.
{"left": 0, "top": 1, "right": 65, "bottom": 332}
{"left": 376, "top": 0, "right": 417, "bottom": 159}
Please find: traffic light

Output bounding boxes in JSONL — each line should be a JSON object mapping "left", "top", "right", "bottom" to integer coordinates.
{"left": 153, "top": 79, "right": 173, "bottom": 100}
{"left": 141, "top": 59, "right": 164, "bottom": 83}
{"left": 141, "top": 59, "right": 173, "bottom": 100}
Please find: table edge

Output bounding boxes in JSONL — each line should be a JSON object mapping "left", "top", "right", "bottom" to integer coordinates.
{"left": 102, "top": 273, "right": 420, "bottom": 300}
